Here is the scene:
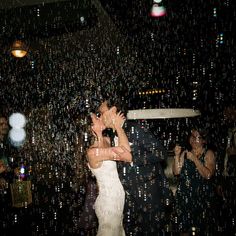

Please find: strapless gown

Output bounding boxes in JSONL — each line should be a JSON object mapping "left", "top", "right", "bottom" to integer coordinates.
{"left": 89, "top": 160, "right": 125, "bottom": 236}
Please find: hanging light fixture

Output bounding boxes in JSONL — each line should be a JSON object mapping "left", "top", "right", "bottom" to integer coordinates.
{"left": 10, "top": 40, "right": 28, "bottom": 58}
{"left": 150, "top": 0, "right": 166, "bottom": 18}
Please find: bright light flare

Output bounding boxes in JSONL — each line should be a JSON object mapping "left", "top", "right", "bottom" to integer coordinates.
{"left": 150, "top": 4, "right": 166, "bottom": 18}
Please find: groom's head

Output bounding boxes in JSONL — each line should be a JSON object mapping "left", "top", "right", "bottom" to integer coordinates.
{"left": 91, "top": 93, "right": 128, "bottom": 128}
{"left": 98, "top": 100, "right": 117, "bottom": 129}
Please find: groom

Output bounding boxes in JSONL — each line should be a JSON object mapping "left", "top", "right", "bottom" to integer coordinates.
{"left": 97, "top": 99, "right": 173, "bottom": 236}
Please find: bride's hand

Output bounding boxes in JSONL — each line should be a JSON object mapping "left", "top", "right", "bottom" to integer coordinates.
{"left": 113, "top": 111, "right": 125, "bottom": 129}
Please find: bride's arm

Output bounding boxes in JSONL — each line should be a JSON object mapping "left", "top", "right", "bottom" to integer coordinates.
{"left": 87, "top": 146, "right": 116, "bottom": 161}
{"left": 111, "top": 112, "right": 132, "bottom": 162}
{"left": 87, "top": 146, "right": 131, "bottom": 162}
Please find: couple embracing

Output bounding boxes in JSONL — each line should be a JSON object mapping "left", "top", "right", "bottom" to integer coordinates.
{"left": 86, "top": 99, "right": 172, "bottom": 236}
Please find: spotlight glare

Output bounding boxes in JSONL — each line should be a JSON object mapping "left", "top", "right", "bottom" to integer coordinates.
{"left": 9, "top": 113, "right": 26, "bottom": 129}
{"left": 9, "top": 128, "right": 26, "bottom": 147}
{"left": 150, "top": 4, "right": 166, "bottom": 18}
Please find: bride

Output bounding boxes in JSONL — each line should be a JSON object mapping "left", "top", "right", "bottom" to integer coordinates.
{"left": 86, "top": 112, "right": 132, "bottom": 236}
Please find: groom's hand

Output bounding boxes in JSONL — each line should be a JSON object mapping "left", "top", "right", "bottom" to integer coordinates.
{"left": 112, "top": 146, "right": 132, "bottom": 162}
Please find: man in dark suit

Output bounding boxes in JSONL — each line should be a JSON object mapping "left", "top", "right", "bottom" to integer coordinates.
{"left": 98, "top": 100, "right": 173, "bottom": 236}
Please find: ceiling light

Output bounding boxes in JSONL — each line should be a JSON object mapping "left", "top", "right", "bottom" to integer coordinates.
{"left": 150, "top": 0, "right": 166, "bottom": 18}
{"left": 10, "top": 40, "right": 28, "bottom": 58}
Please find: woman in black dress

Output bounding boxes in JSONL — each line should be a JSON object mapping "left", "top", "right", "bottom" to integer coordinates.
{"left": 172, "top": 128, "right": 216, "bottom": 235}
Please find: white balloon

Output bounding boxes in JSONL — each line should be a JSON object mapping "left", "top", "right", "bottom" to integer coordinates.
{"left": 9, "top": 113, "right": 26, "bottom": 129}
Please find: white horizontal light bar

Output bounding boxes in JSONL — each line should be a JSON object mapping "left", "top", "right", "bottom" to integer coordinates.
{"left": 127, "top": 108, "right": 201, "bottom": 119}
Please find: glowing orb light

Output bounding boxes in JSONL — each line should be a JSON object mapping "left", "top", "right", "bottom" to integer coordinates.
{"left": 9, "top": 128, "right": 26, "bottom": 147}
{"left": 150, "top": 4, "right": 166, "bottom": 18}
{"left": 9, "top": 112, "right": 26, "bottom": 129}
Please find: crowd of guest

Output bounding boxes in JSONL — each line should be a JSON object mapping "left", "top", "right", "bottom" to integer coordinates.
{"left": 1, "top": 103, "right": 236, "bottom": 236}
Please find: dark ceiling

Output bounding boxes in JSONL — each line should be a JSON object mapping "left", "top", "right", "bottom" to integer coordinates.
{"left": 0, "top": 0, "right": 236, "bottom": 120}
{"left": 0, "top": 0, "right": 96, "bottom": 40}
{"left": 1, "top": 3, "right": 236, "bottom": 236}
{"left": 0, "top": 0, "right": 68, "bottom": 9}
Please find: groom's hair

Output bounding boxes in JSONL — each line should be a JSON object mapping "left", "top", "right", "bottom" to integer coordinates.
{"left": 89, "top": 91, "right": 129, "bottom": 116}
{"left": 89, "top": 97, "right": 102, "bottom": 114}
{"left": 102, "top": 94, "right": 129, "bottom": 117}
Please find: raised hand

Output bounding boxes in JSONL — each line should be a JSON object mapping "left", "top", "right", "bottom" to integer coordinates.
{"left": 113, "top": 111, "right": 126, "bottom": 130}
{"left": 186, "top": 151, "right": 196, "bottom": 162}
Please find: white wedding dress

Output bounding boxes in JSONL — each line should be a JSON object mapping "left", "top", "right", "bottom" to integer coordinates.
{"left": 89, "top": 160, "right": 126, "bottom": 236}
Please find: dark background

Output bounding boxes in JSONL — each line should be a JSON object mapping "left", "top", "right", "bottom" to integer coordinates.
{"left": 0, "top": 0, "right": 235, "bottom": 235}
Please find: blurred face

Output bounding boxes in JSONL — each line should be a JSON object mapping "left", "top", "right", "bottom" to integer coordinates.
{"left": 0, "top": 159, "right": 6, "bottom": 174}
{"left": 189, "top": 130, "right": 204, "bottom": 147}
{"left": 0, "top": 117, "right": 9, "bottom": 139}
{"left": 98, "top": 101, "right": 117, "bottom": 128}
{"left": 90, "top": 113, "right": 105, "bottom": 135}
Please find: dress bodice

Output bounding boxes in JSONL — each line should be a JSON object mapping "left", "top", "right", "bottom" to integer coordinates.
{"left": 88, "top": 160, "right": 125, "bottom": 236}
{"left": 89, "top": 161, "right": 124, "bottom": 196}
